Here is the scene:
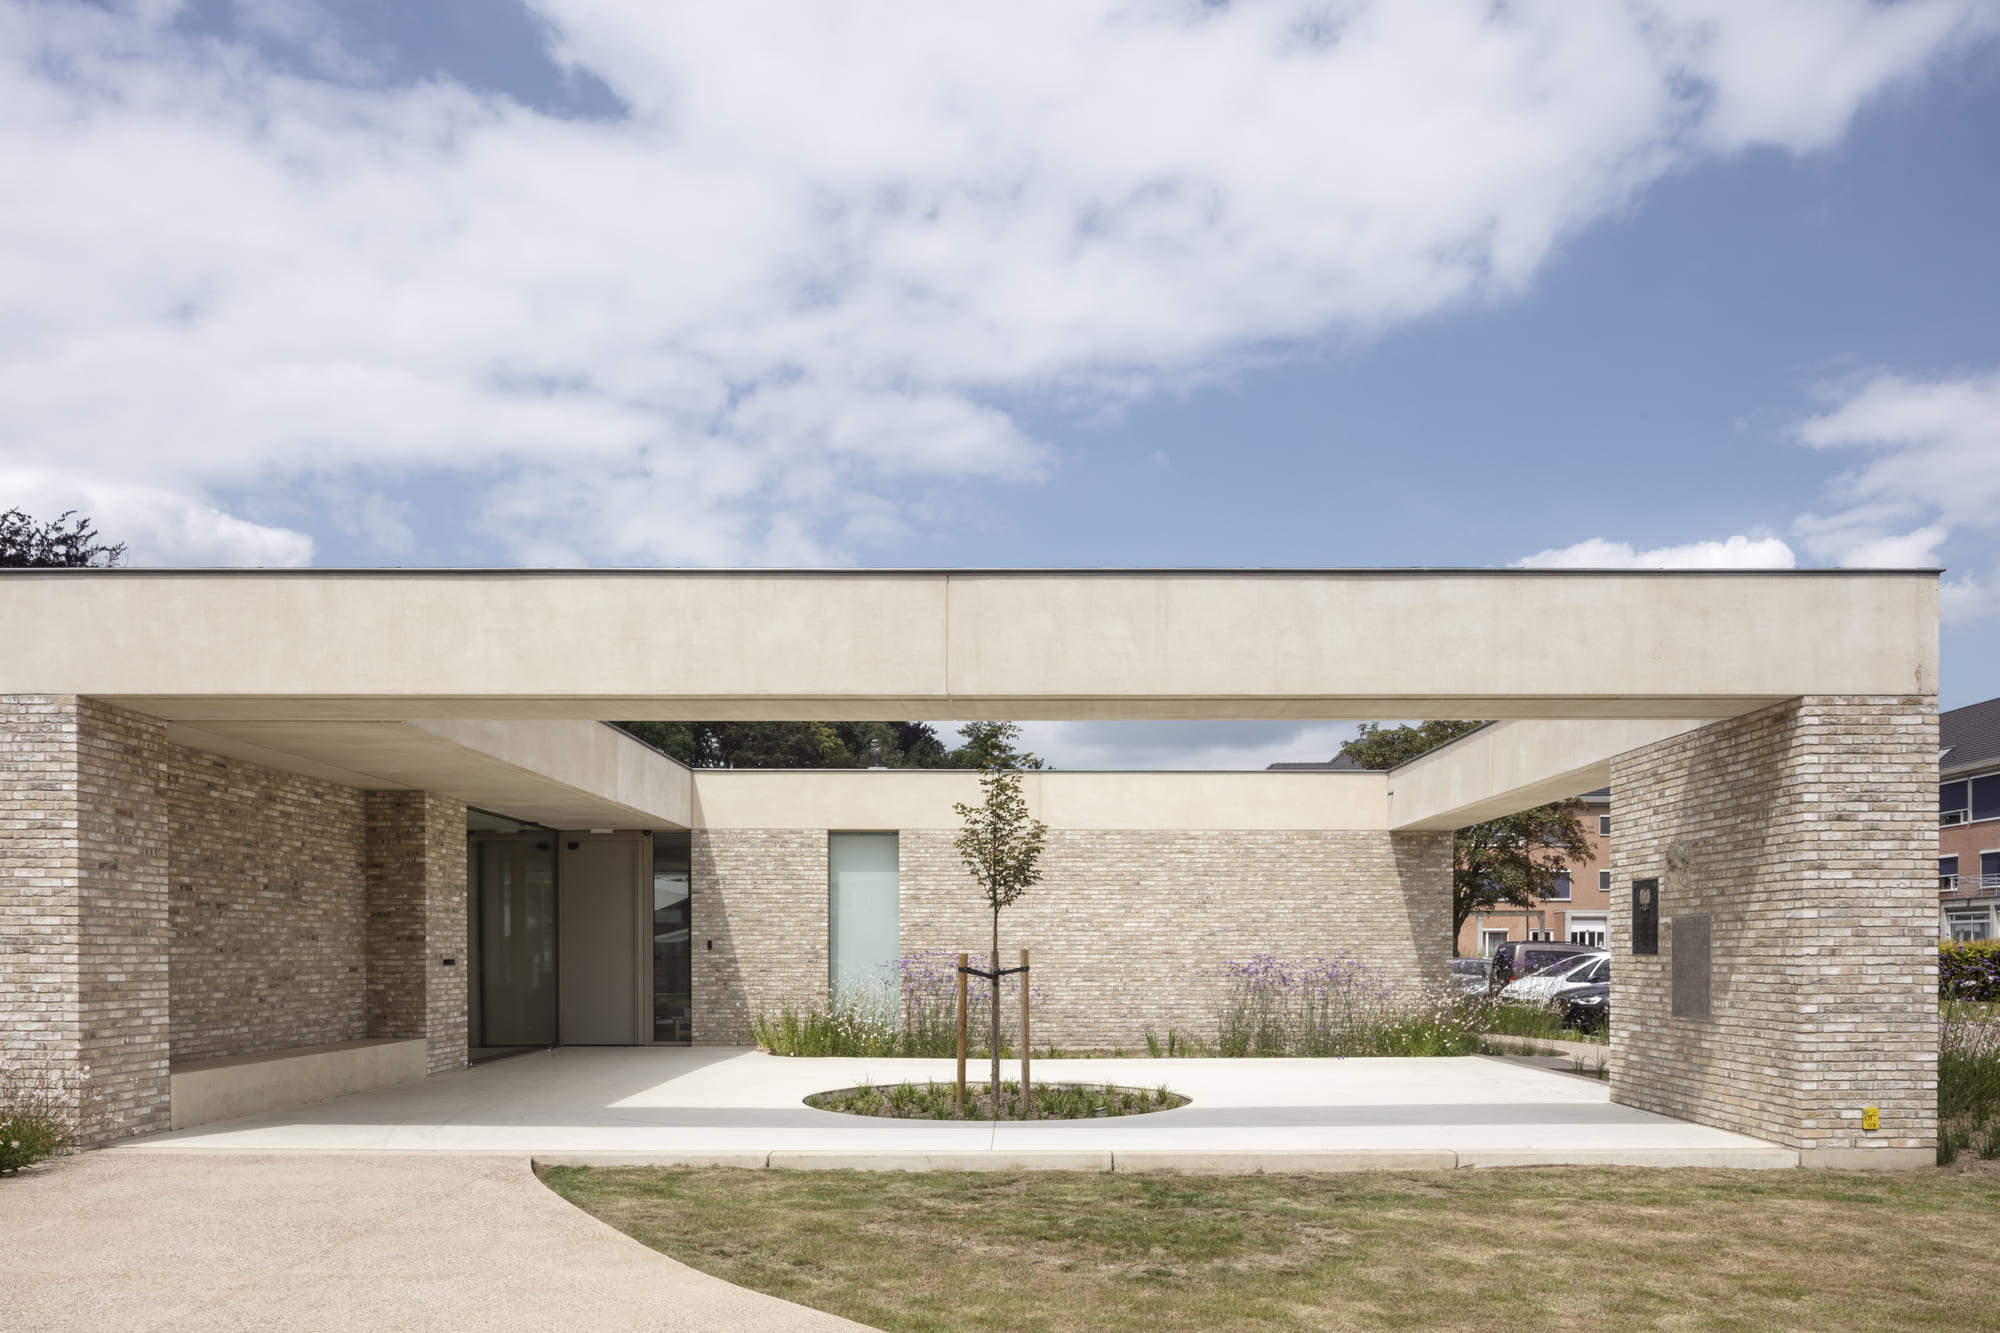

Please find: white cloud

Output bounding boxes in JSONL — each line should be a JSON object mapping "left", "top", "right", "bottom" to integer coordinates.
{"left": 0, "top": 469, "right": 313, "bottom": 566}
{"left": 1513, "top": 534, "right": 1796, "bottom": 570}
{"left": 1792, "top": 368, "right": 2000, "bottom": 580}
{"left": 1, "top": 1, "right": 1992, "bottom": 562}
{"left": 937, "top": 720, "right": 1363, "bottom": 771}
{"left": 1542, "top": 365, "right": 2000, "bottom": 622}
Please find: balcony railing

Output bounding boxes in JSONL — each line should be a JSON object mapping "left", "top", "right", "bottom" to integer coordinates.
{"left": 1939, "top": 873, "right": 2000, "bottom": 897}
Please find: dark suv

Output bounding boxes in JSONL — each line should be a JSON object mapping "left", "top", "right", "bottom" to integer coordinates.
{"left": 1486, "top": 941, "right": 1599, "bottom": 994}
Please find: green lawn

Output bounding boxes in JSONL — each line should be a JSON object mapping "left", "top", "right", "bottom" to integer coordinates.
{"left": 542, "top": 1163, "right": 2000, "bottom": 1332}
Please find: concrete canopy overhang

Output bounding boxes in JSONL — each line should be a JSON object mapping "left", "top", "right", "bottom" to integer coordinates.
{"left": 1386, "top": 719, "right": 1710, "bottom": 830}
{"left": 0, "top": 568, "right": 1940, "bottom": 723}
{"left": 164, "top": 718, "right": 692, "bottom": 830}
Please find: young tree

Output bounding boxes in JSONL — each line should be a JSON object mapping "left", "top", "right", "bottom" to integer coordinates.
{"left": 1338, "top": 722, "right": 1592, "bottom": 951}
{"left": 951, "top": 721, "right": 1048, "bottom": 1102}
{"left": 0, "top": 508, "right": 126, "bottom": 568}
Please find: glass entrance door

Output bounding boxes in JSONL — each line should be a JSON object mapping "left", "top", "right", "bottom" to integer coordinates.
{"left": 470, "top": 834, "right": 557, "bottom": 1058}
{"left": 653, "top": 832, "right": 692, "bottom": 1043}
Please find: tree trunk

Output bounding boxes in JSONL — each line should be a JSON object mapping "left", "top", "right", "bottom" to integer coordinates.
{"left": 990, "top": 907, "right": 1002, "bottom": 1117}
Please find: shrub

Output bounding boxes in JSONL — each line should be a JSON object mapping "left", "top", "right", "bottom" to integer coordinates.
{"left": 1938, "top": 997, "right": 2000, "bottom": 1165}
{"left": 753, "top": 949, "right": 1042, "bottom": 1058}
{"left": 807, "top": 1079, "right": 1186, "bottom": 1121}
{"left": 1480, "top": 999, "right": 1570, "bottom": 1041}
{"left": 1206, "top": 954, "right": 1414, "bottom": 1058}
{"left": 1939, "top": 940, "right": 2000, "bottom": 1003}
{"left": 0, "top": 1060, "right": 93, "bottom": 1175}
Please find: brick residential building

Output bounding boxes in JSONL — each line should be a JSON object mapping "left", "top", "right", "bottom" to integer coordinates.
{"left": 1277, "top": 757, "right": 1612, "bottom": 957}
{"left": 1939, "top": 695, "right": 2000, "bottom": 941}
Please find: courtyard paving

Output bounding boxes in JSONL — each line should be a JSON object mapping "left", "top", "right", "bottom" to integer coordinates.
{"left": 4, "top": 1149, "right": 865, "bottom": 1332}
{"left": 122, "top": 1047, "right": 1797, "bottom": 1169}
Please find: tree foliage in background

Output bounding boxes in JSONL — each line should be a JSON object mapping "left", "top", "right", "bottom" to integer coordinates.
{"left": 952, "top": 721, "right": 1049, "bottom": 1105}
{"left": 1339, "top": 720, "right": 1483, "bottom": 769}
{"left": 1338, "top": 722, "right": 1591, "bottom": 952}
{"left": 614, "top": 720, "right": 1003, "bottom": 769}
{"left": 0, "top": 508, "right": 126, "bottom": 568}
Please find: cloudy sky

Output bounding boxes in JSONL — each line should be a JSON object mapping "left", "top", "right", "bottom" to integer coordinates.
{"left": 5, "top": 1, "right": 1999, "bottom": 766}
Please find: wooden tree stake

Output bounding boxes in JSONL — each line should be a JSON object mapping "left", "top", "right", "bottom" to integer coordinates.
{"left": 955, "top": 952, "right": 968, "bottom": 1113}
{"left": 1019, "top": 948, "right": 1032, "bottom": 1118}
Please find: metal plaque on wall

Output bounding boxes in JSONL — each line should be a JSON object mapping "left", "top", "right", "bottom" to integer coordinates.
{"left": 1672, "top": 914, "right": 1712, "bottom": 1019}
{"left": 1632, "top": 877, "right": 1659, "bottom": 955}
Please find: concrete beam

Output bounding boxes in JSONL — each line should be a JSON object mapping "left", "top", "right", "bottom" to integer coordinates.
{"left": 1387, "top": 719, "right": 1711, "bottom": 830}
{"left": 0, "top": 569, "right": 1937, "bottom": 721}
{"left": 168, "top": 718, "right": 690, "bottom": 829}
{"left": 690, "top": 767, "right": 1389, "bottom": 831}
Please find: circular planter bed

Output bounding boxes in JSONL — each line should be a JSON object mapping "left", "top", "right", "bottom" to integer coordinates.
{"left": 806, "top": 1080, "right": 1188, "bottom": 1121}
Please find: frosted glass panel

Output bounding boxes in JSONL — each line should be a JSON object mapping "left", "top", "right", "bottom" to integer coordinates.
{"left": 829, "top": 832, "right": 899, "bottom": 994}
{"left": 477, "top": 839, "right": 557, "bottom": 1047}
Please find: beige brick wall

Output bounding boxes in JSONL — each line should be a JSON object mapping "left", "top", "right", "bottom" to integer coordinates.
{"left": 1609, "top": 695, "right": 1938, "bottom": 1154}
{"left": 365, "top": 791, "right": 469, "bottom": 1076}
{"left": 168, "top": 750, "right": 369, "bottom": 1063}
{"left": 0, "top": 696, "right": 173, "bottom": 1142}
{"left": 690, "top": 829, "right": 825, "bottom": 1045}
{"left": 691, "top": 826, "right": 1452, "bottom": 1048}
{"left": 1, "top": 697, "right": 89, "bottom": 1095}
{"left": 3, "top": 695, "right": 470, "bottom": 1139}
{"left": 76, "top": 699, "right": 174, "bottom": 1141}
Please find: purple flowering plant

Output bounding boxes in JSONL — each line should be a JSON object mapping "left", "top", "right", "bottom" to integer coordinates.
{"left": 1144, "top": 953, "right": 1493, "bottom": 1058}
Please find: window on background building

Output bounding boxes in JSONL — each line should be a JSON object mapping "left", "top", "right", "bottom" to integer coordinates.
{"left": 1940, "top": 855, "right": 1960, "bottom": 891}
{"left": 1983, "top": 850, "right": 2000, "bottom": 890}
{"left": 1527, "top": 929, "right": 1554, "bottom": 942}
{"left": 828, "top": 832, "right": 899, "bottom": 995}
{"left": 1976, "top": 775, "right": 2000, "bottom": 824}
{"left": 1479, "top": 929, "right": 1509, "bottom": 957}
{"left": 1948, "top": 912, "right": 1993, "bottom": 942}
{"left": 1569, "top": 924, "right": 1607, "bottom": 947}
{"left": 1941, "top": 780, "right": 1969, "bottom": 825}
{"left": 1598, "top": 870, "right": 1611, "bottom": 893}
{"left": 1599, "top": 814, "right": 1611, "bottom": 836}
{"left": 1545, "top": 874, "right": 1571, "bottom": 901}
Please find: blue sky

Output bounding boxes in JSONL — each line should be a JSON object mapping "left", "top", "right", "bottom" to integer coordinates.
{"left": 4, "top": 2, "right": 1998, "bottom": 766}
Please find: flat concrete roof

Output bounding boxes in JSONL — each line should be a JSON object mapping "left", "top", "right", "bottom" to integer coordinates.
{"left": 0, "top": 567, "right": 1939, "bottom": 722}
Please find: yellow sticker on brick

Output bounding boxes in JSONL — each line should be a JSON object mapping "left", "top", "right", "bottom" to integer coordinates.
{"left": 1861, "top": 1107, "right": 1879, "bottom": 1131}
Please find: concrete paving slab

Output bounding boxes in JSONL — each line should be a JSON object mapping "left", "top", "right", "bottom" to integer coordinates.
{"left": 2, "top": 1150, "right": 866, "bottom": 1332}
{"left": 120, "top": 1046, "right": 1793, "bottom": 1171}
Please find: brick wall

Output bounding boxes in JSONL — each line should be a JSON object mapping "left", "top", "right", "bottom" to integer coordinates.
{"left": 0, "top": 696, "right": 173, "bottom": 1142}
{"left": 76, "top": 700, "right": 173, "bottom": 1140}
{"left": 365, "top": 791, "right": 468, "bottom": 1075}
{"left": 3, "top": 696, "right": 470, "bottom": 1139}
{"left": 1609, "top": 696, "right": 1937, "bottom": 1159}
{"left": 1, "top": 697, "right": 88, "bottom": 1093}
{"left": 168, "top": 749, "right": 369, "bottom": 1063}
{"left": 690, "top": 829, "right": 825, "bottom": 1045}
{"left": 691, "top": 825, "right": 1452, "bottom": 1047}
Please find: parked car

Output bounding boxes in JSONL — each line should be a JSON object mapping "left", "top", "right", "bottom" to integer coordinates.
{"left": 1486, "top": 941, "right": 1598, "bottom": 993}
{"left": 1501, "top": 952, "right": 1609, "bottom": 1005}
{"left": 1560, "top": 981, "right": 1610, "bottom": 1032}
{"left": 1450, "top": 957, "right": 1490, "bottom": 996}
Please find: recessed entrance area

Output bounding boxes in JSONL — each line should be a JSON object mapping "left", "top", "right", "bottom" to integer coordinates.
{"left": 469, "top": 814, "right": 687, "bottom": 1061}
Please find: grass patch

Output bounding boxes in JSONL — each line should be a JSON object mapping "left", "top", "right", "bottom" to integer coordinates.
{"left": 543, "top": 1164, "right": 2000, "bottom": 1333}
{"left": 807, "top": 1080, "right": 1185, "bottom": 1121}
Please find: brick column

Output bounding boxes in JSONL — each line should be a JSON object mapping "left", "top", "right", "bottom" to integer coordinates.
{"left": 364, "top": 791, "right": 468, "bottom": 1075}
{"left": 0, "top": 696, "right": 171, "bottom": 1143}
{"left": 1609, "top": 696, "right": 1937, "bottom": 1167}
